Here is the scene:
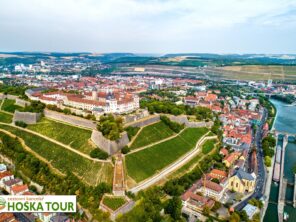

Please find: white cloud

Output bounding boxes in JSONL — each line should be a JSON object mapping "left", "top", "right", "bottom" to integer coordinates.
{"left": 0, "top": 0, "right": 295, "bottom": 52}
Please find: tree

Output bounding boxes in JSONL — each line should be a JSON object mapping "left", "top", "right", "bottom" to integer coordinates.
{"left": 264, "top": 156, "right": 271, "bottom": 167}
{"left": 15, "top": 121, "right": 27, "bottom": 128}
{"left": 240, "top": 210, "right": 248, "bottom": 222}
{"left": 89, "top": 148, "right": 109, "bottom": 160}
{"left": 121, "top": 146, "right": 130, "bottom": 154}
{"left": 211, "top": 201, "right": 221, "bottom": 212}
{"left": 164, "top": 196, "right": 182, "bottom": 220}
{"left": 229, "top": 212, "right": 241, "bottom": 222}
{"left": 203, "top": 206, "right": 210, "bottom": 216}
{"left": 97, "top": 114, "right": 123, "bottom": 140}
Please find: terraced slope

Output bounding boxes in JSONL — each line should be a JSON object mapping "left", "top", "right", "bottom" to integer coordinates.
{"left": 28, "top": 118, "right": 95, "bottom": 154}
{"left": 126, "top": 127, "right": 208, "bottom": 182}
{"left": 0, "top": 124, "right": 113, "bottom": 185}
{"left": 130, "top": 121, "right": 174, "bottom": 150}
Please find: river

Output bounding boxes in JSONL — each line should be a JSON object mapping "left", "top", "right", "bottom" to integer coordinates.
{"left": 264, "top": 99, "right": 296, "bottom": 222}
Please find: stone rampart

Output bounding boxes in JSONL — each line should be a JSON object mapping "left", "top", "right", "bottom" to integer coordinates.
{"left": 44, "top": 109, "right": 96, "bottom": 129}
{"left": 168, "top": 114, "right": 213, "bottom": 128}
{"left": 15, "top": 98, "right": 30, "bottom": 107}
{"left": 13, "top": 111, "right": 41, "bottom": 124}
{"left": 125, "top": 115, "right": 160, "bottom": 128}
{"left": 91, "top": 130, "right": 130, "bottom": 155}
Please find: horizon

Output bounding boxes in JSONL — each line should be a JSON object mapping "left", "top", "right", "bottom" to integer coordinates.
{"left": 1, "top": 52, "right": 296, "bottom": 56}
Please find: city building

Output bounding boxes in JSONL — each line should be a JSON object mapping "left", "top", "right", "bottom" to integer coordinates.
{"left": 228, "top": 168, "right": 256, "bottom": 193}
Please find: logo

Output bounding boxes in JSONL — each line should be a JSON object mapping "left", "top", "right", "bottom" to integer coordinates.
{"left": 0, "top": 195, "right": 76, "bottom": 213}
{"left": 0, "top": 197, "right": 6, "bottom": 210}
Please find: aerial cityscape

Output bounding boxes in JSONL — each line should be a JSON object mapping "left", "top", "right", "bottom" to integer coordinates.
{"left": 0, "top": 0, "right": 296, "bottom": 222}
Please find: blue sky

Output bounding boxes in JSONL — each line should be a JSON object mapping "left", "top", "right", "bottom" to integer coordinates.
{"left": 0, "top": 0, "right": 296, "bottom": 54}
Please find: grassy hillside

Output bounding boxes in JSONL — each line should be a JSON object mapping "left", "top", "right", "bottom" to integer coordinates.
{"left": 202, "top": 139, "right": 217, "bottom": 154}
{"left": 130, "top": 121, "right": 175, "bottom": 150}
{"left": 102, "top": 196, "right": 127, "bottom": 211}
{"left": 126, "top": 127, "right": 208, "bottom": 182}
{"left": 28, "top": 118, "right": 95, "bottom": 154}
{"left": 0, "top": 111, "right": 13, "bottom": 123}
{"left": 1, "top": 99, "right": 23, "bottom": 113}
{"left": 0, "top": 124, "right": 113, "bottom": 185}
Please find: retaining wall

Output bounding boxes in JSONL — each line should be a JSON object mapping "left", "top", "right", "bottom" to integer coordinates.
{"left": 13, "top": 111, "right": 41, "bottom": 124}
{"left": 15, "top": 98, "right": 30, "bottom": 107}
{"left": 91, "top": 130, "right": 130, "bottom": 155}
{"left": 125, "top": 115, "right": 160, "bottom": 128}
{"left": 0, "top": 94, "right": 19, "bottom": 100}
{"left": 44, "top": 109, "right": 96, "bottom": 129}
{"left": 123, "top": 110, "right": 149, "bottom": 123}
{"left": 168, "top": 115, "right": 213, "bottom": 128}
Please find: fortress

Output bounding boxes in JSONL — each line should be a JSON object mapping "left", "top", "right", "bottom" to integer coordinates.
{"left": 27, "top": 88, "right": 139, "bottom": 114}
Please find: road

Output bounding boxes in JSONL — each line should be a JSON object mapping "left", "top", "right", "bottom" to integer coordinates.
{"left": 235, "top": 108, "right": 267, "bottom": 211}
{"left": 129, "top": 133, "right": 217, "bottom": 193}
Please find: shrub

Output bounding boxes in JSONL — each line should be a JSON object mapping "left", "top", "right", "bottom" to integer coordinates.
{"left": 160, "top": 115, "right": 184, "bottom": 133}
{"left": 90, "top": 148, "right": 109, "bottom": 160}
{"left": 121, "top": 146, "right": 130, "bottom": 154}
{"left": 15, "top": 121, "right": 27, "bottom": 128}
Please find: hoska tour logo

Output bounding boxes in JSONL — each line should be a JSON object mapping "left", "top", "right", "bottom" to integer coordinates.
{"left": 0, "top": 195, "right": 76, "bottom": 213}
{"left": 0, "top": 197, "right": 6, "bottom": 210}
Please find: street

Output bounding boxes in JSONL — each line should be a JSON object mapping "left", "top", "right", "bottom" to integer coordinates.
{"left": 235, "top": 108, "right": 267, "bottom": 211}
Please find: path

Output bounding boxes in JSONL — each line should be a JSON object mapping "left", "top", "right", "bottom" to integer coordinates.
{"left": 127, "top": 127, "right": 143, "bottom": 147}
{"left": 127, "top": 127, "right": 186, "bottom": 155}
{"left": 129, "top": 133, "right": 217, "bottom": 193}
{"left": 0, "top": 123, "right": 110, "bottom": 163}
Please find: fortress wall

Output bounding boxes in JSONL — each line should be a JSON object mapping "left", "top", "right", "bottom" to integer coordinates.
{"left": 123, "top": 110, "right": 149, "bottom": 124}
{"left": 0, "top": 93, "right": 19, "bottom": 100}
{"left": 44, "top": 109, "right": 96, "bottom": 129}
{"left": 125, "top": 115, "right": 160, "bottom": 128}
{"left": 168, "top": 114, "right": 213, "bottom": 128}
{"left": 91, "top": 130, "right": 130, "bottom": 155}
{"left": 15, "top": 98, "right": 31, "bottom": 107}
{"left": 13, "top": 111, "right": 41, "bottom": 124}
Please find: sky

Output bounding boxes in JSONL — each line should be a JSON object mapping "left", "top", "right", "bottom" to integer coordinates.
{"left": 0, "top": 0, "right": 296, "bottom": 54}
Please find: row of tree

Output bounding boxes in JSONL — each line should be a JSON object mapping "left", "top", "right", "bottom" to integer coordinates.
{"left": 140, "top": 99, "right": 213, "bottom": 120}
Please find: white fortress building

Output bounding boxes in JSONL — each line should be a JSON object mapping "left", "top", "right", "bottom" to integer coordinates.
{"left": 28, "top": 87, "right": 140, "bottom": 114}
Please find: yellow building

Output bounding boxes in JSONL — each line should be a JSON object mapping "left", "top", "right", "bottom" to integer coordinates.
{"left": 228, "top": 169, "right": 256, "bottom": 193}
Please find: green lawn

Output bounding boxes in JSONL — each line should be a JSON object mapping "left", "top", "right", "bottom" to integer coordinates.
{"left": 126, "top": 127, "right": 208, "bottom": 182}
{"left": 0, "top": 111, "right": 13, "bottom": 123}
{"left": 1, "top": 99, "right": 23, "bottom": 113}
{"left": 202, "top": 139, "right": 217, "bottom": 154}
{"left": 27, "top": 118, "right": 94, "bottom": 154}
{"left": 130, "top": 121, "right": 175, "bottom": 149}
{"left": 102, "top": 196, "right": 127, "bottom": 211}
{"left": 0, "top": 124, "right": 113, "bottom": 185}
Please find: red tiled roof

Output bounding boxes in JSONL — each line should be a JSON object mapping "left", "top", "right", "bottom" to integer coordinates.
{"left": 204, "top": 180, "right": 223, "bottom": 193}
{"left": 67, "top": 96, "right": 106, "bottom": 106}
{"left": 11, "top": 184, "right": 28, "bottom": 194}
{"left": 0, "top": 171, "right": 13, "bottom": 180}
{"left": 220, "top": 148, "right": 229, "bottom": 156}
{"left": 210, "top": 169, "right": 228, "bottom": 178}
{"left": 0, "top": 213, "right": 15, "bottom": 222}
